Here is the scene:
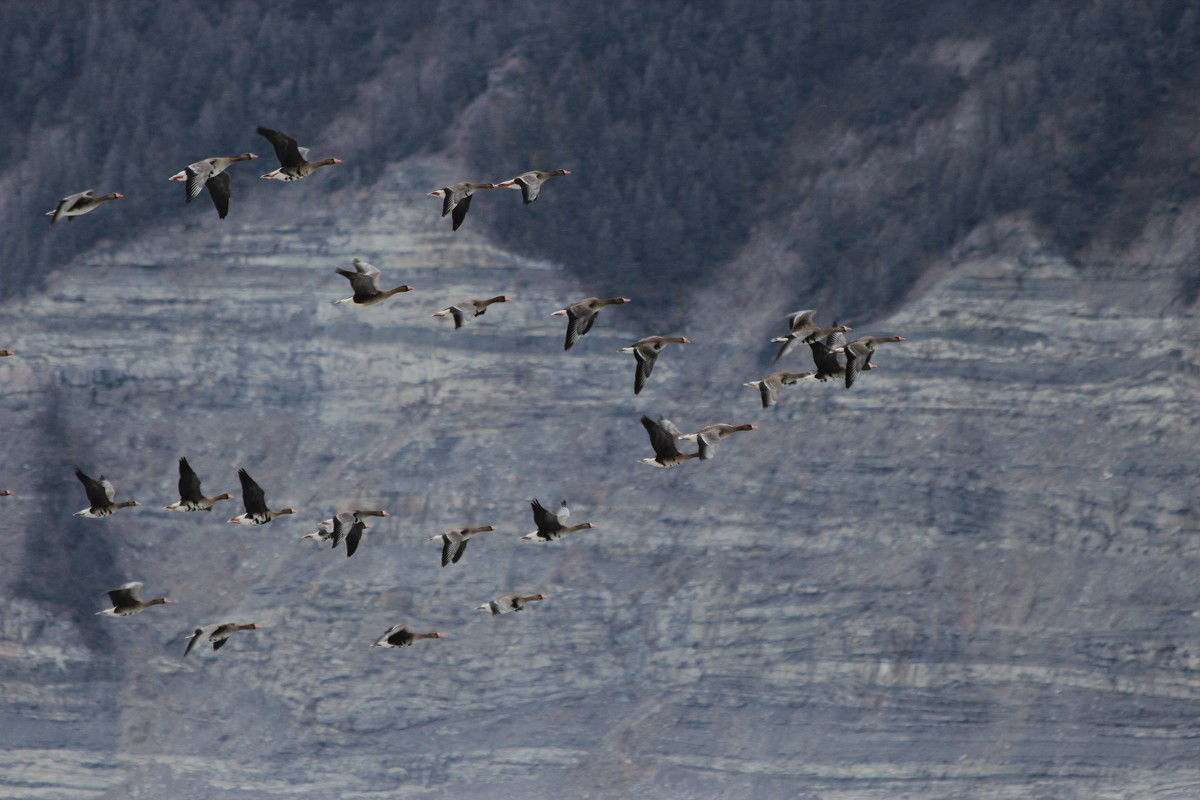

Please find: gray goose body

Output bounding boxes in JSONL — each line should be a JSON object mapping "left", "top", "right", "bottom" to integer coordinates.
{"left": 553, "top": 297, "right": 631, "bottom": 351}
{"left": 184, "top": 623, "right": 261, "bottom": 656}
{"left": 745, "top": 372, "right": 816, "bottom": 408}
{"left": 97, "top": 582, "right": 170, "bottom": 617}
{"left": 679, "top": 423, "right": 758, "bottom": 459}
{"left": 228, "top": 468, "right": 295, "bottom": 525}
{"left": 257, "top": 127, "right": 341, "bottom": 181}
{"left": 48, "top": 190, "right": 123, "bottom": 224}
{"left": 428, "top": 182, "right": 495, "bottom": 230}
{"left": 169, "top": 153, "right": 257, "bottom": 218}
{"left": 304, "top": 509, "right": 388, "bottom": 556}
{"left": 371, "top": 624, "right": 444, "bottom": 648}
{"left": 619, "top": 336, "right": 690, "bottom": 394}
{"left": 638, "top": 416, "right": 700, "bottom": 468}
{"left": 428, "top": 525, "right": 498, "bottom": 567}
{"left": 477, "top": 594, "right": 547, "bottom": 615}
{"left": 334, "top": 259, "right": 413, "bottom": 306}
{"left": 771, "top": 310, "right": 852, "bottom": 362}
{"left": 496, "top": 169, "right": 571, "bottom": 204}
{"left": 433, "top": 296, "right": 510, "bottom": 328}
{"left": 74, "top": 469, "right": 140, "bottom": 518}
{"left": 521, "top": 498, "right": 596, "bottom": 541}
{"left": 165, "top": 457, "right": 233, "bottom": 512}
{"left": 844, "top": 336, "right": 905, "bottom": 388}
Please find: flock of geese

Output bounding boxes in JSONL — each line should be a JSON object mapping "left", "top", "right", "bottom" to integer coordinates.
{"left": 10, "top": 125, "right": 906, "bottom": 657}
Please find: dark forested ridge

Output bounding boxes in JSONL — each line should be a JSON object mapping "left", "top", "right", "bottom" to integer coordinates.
{"left": 4, "top": 0, "right": 1200, "bottom": 319}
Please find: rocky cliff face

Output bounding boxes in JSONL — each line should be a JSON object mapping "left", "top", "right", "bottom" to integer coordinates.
{"left": 2, "top": 150, "right": 1199, "bottom": 800}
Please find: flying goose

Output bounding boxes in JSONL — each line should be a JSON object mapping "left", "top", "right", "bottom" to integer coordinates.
{"left": 184, "top": 623, "right": 262, "bottom": 656}
{"left": 638, "top": 416, "right": 700, "bottom": 468}
{"left": 495, "top": 170, "right": 571, "bottom": 204}
{"left": 771, "top": 310, "right": 852, "bottom": 362}
{"left": 228, "top": 469, "right": 295, "bottom": 524}
{"left": 428, "top": 525, "right": 498, "bottom": 567}
{"left": 428, "top": 182, "right": 495, "bottom": 230}
{"left": 618, "top": 336, "right": 690, "bottom": 394}
{"left": 371, "top": 624, "right": 444, "bottom": 648}
{"left": 333, "top": 259, "right": 414, "bottom": 306}
{"left": 304, "top": 509, "right": 388, "bottom": 556}
{"left": 96, "top": 582, "right": 170, "bottom": 617}
{"left": 74, "top": 469, "right": 140, "bottom": 518}
{"left": 169, "top": 153, "right": 257, "bottom": 219}
{"left": 256, "top": 127, "right": 341, "bottom": 181}
{"left": 844, "top": 336, "right": 905, "bottom": 388}
{"left": 165, "top": 457, "right": 233, "bottom": 512}
{"left": 433, "top": 296, "right": 510, "bottom": 328}
{"left": 552, "top": 297, "right": 631, "bottom": 351}
{"left": 476, "top": 594, "right": 548, "bottom": 615}
{"left": 47, "top": 190, "right": 123, "bottom": 225}
{"left": 745, "top": 371, "right": 816, "bottom": 408}
{"left": 679, "top": 423, "right": 758, "bottom": 459}
{"left": 521, "top": 498, "right": 595, "bottom": 541}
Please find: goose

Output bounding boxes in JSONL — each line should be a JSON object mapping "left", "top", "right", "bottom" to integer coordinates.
{"left": 74, "top": 469, "right": 140, "bottom": 517}
{"left": 330, "top": 511, "right": 369, "bottom": 557}
{"left": 302, "top": 519, "right": 335, "bottom": 545}
{"left": 371, "top": 624, "right": 444, "bottom": 648}
{"left": 745, "top": 371, "right": 816, "bottom": 408}
{"left": 476, "top": 594, "right": 547, "bottom": 615}
{"left": 169, "top": 153, "right": 257, "bottom": 219}
{"left": 304, "top": 509, "right": 388, "bottom": 555}
{"left": 428, "top": 525, "right": 498, "bottom": 567}
{"left": 428, "top": 182, "right": 495, "bottom": 230}
{"left": 433, "top": 296, "right": 510, "bottom": 328}
{"left": 844, "top": 336, "right": 905, "bottom": 388}
{"left": 679, "top": 423, "right": 757, "bottom": 459}
{"left": 165, "top": 457, "right": 233, "bottom": 512}
{"left": 256, "top": 127, "right": 341, "bottom": 181}
{"left": 184, "top": 623, "right": 261, "bottom": 656}
{"left": 333, "top": 258, "right": 413, "bottom": 306}
{"left": 618, "top": 336, "right": 690, "bottom": 394}
{"left": 47, "top": 190, "right": 123, "bottom": 225}
{"left": 771, "top": 310, "right": 852, "bottom": 362}
{"left": 521, "top": 498, "right": 595, "bottom": 541}
{"left": 638, "top": 416, "right": 700, "bottom": 468}
{"left": 96, "top": 582, "right": 170, "bottom": 617}
{"left": 496, "top": 170, "right": 571, "bottom": 204}
{"left": 552, "top": 297, "right": 631, "bottom": 351}
{"left": 228, "top": 469, "right": 295, "bottom": 525}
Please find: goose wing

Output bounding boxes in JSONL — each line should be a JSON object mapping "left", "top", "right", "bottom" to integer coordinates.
{"left": 531, "top": 499, "right": 562, "bottom": 533}
{"left": 844, "top": 343, "right": 868, "bottom": 388}
{"left": 516, "top": 175, "right": 541, "bottom": 204}
{"left": 106, "top": 582, "right": 143, "bottom": 609}
{"left": 177, "top": 458, "right": 204, "bottom": 504}
{"left": 183, "top": 627, "right": 206, "bottom": 657}
{"left": 809, "top": 341, "right": 843, "bottom": 380}
{"left": 237, "top": 469, "right": 267, "bottom": 515}
{"left": 75, "top": 469, "right": 110, "bottom": 508}
{"left": 450, "top": 193, "right": 472, "bottom": 231}
{"left": 185, "top": 163, "right": 212, "bottom": 202}
{"left": 204, "top": 171, "right": 231, "bottom": 219}
{"left": 256, "top": 127, "right": 304, "bottom": 167}
{"left": 344, "top": 519, "right": 365, "bottom": 557}
{"left": 641, "top": 416, "right": 683, "bottom": 460}
{"left": 564, "top": 305, "right": 597, "bottom": 351}
{"left": 633, "top": 343, "right": 659, "bottom": 395}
